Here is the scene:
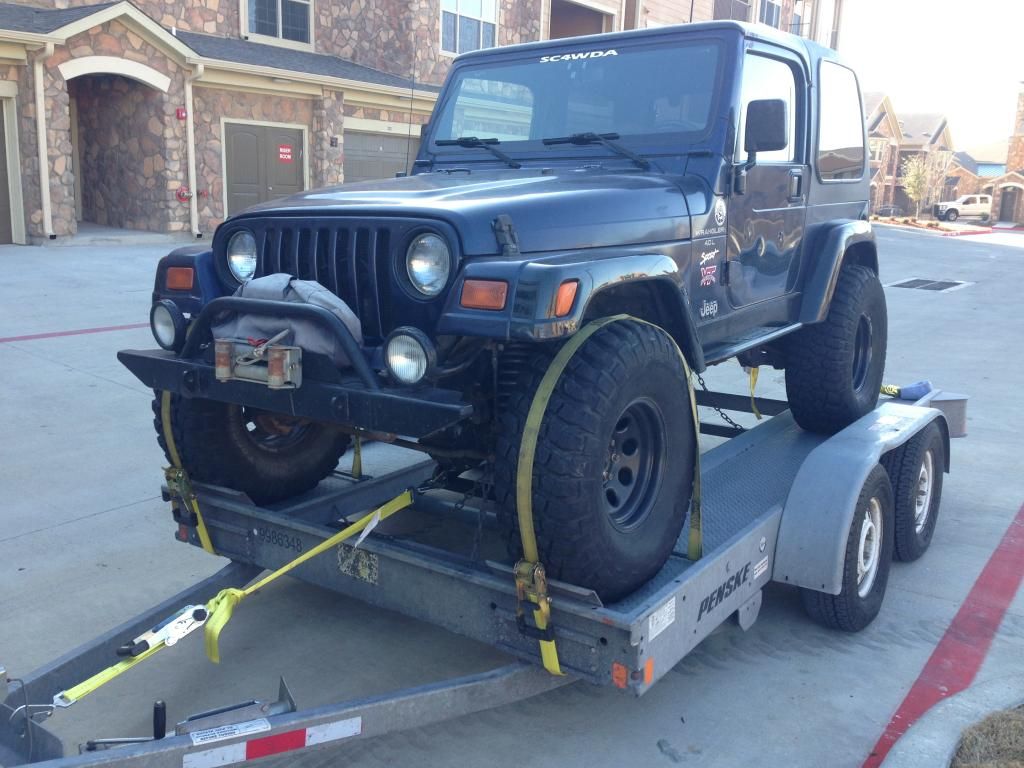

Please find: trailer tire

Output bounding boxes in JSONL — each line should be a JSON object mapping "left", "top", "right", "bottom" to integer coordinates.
{"left": 494, "top": 320, "right": 695, "bottom": 603}
{"left": 881, "top": 421, "right": 944, "bottom": 562}
{"left": 152, "top": 393, "right": 349, "bottom": 505}
{"left": 801, "top": 463, "right": 894, "bottom": 632}
{"left": 785, "top": 264, "right": 887, "bottom": 434}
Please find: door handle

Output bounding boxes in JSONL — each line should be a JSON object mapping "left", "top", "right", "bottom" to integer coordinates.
{"left": 788, "top": 169, "right": 803, "bottom": 202}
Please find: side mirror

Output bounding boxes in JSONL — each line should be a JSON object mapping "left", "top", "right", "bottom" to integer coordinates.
{"left": 734, "top": 99, "right": 789, "bottom": 195}
{"left": 744, "top": 99, "right": 789, "bottom": 154}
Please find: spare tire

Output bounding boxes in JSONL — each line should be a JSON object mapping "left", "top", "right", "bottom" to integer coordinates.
{"left": 494, "top": 320, "right": 696, "bottom": 603}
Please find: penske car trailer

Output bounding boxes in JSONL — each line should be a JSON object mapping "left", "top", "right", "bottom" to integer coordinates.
{"left": 0, "top": 389, "right": 964, "bottom": 768}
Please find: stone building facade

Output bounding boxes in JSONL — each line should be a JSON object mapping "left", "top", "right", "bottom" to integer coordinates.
{"left": 0, "top": 0, "right": 846, "bottom": 244}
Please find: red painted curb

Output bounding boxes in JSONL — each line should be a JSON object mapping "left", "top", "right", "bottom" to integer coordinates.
{"left": 862, "top": 502, "right": 1024, "bottom": 767}
{"left": 941, "top": 229, "right": 994, "bottom": 237}
{"left": 0, "top": 322, "right": 149, "bottom": 344}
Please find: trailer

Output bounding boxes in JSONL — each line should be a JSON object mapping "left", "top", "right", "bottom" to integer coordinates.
{"left": 0, "top": 388, "right": 965, "bottom": 768}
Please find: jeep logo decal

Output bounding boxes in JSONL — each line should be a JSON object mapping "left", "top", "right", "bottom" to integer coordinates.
{"left": 696, "top": 562, "right": 751, "bottom": 622}
{"left": 540, "top": 50, "right": 619, "bottom": 63}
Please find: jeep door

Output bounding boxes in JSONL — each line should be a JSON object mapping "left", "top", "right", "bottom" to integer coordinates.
{"left": 724, "top": 49, "right": 807, "bottom": 311}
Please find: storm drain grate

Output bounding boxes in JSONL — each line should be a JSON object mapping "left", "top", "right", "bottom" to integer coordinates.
{"left": 888, "top": 278, "right": 971, "bottom": 292}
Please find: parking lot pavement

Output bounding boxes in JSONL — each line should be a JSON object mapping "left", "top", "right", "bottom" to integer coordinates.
{"left": 1, "top": 226, "right": 1022, "bottom": 768}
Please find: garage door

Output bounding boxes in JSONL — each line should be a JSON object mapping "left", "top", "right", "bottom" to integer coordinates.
{"left": 343, "top": 132, "right": 418, "bottom": 184}
{"left": 0, "top": 107, "right": 12, "bottom": 244}
{"left": 224, "top": 122, "right": 305, "bottom": 216}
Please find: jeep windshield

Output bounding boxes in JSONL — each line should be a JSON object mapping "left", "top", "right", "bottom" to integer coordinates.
{"left": 428, "top": 38, "right": 723, "bottom": 163}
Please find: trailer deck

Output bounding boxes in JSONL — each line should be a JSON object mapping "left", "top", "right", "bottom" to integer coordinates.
{"left": 1, "top": 391, "right": 962, "bottom": 767}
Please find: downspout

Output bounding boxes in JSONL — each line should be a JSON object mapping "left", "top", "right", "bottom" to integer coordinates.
{"left": 34, "top": 42, "right": 54, "bottom": 239}
{"left": 184, "top": 63, "right": 203, "bottom": 238}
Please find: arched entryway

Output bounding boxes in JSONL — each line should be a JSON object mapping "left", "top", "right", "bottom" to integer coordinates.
{"left": 997, "top": 183, "right": 1023, "bottom": 224}
{"left": 60, "top": 57, "right": 171, "bottom": 232}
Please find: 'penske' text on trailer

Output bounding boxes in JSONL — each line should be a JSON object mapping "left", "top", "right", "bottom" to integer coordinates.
{"left": 696, "top": 562, "right": 751, "bottom": 622}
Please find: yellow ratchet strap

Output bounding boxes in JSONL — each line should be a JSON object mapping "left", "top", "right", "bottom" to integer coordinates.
{"left": 54, "top": 491, "right": 415, "bottom": 705}
{"left": 748, "top": 366, "right": 763, "bottom": 421}
{"left": 160, "top": 391, "right": 215, "bottom": 554}
{"left": 203, "top": 489, "right": 413, "bottom": 662}
{"left": 880, "top": 383, "right": 901, "bottom": 397}
{"left": 515, "top": 316, "right": 704, "bottom": 675}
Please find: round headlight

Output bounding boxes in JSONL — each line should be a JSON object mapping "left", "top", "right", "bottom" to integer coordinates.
{"left": 150, "top": 300, "right": 186, "bottom": 351}
{"left": 227, "top": 230, "right": 258, "bottom": 282}
{"left": 406, "top": 233, "right": 451, "bottom": 297}
{"left": 385, "top": 328, "right": 436, "bottom": 385}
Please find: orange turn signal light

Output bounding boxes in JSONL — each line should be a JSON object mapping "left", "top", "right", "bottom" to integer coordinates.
{"left": 166, "top": 266, "right": 195, "bottom": 291}
{"left": 554, "top": 280, "right": 579, "bottom": 317}
{"left": 461, "top": 279, "right": 508, "bottom": 311}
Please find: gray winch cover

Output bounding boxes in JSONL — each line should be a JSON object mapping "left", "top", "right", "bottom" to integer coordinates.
{"left": 211, "top": 273, "right": 363, "bottom": 367}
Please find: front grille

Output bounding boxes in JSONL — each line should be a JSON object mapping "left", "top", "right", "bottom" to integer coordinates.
{"left": 255, "top": 223, "right": 392, "bottom": 343}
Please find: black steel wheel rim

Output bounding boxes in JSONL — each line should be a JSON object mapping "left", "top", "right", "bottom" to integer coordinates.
{"left": 239, "top": 406, "right": 312, "bottom": 452}
{"left": 852, "top": 315, "right": 873, "bottom": 392}
{"left": 603, "top": 398, "right": 666, "bottom": 531}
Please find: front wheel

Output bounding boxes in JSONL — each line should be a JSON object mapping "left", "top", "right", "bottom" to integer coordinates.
{"left": 784, "top": 264, "right": 888, "bottom": 434}
{"left": 945, "top": 209, "right": 959, "bottom": 222}
{"left": 153, "top": 393, "right": 350, "bottom": 505}
{"left": 801, "top": 464, "right": 895, "bottom": 632}
{"left": 494, "top": 320, "right": 696, "bottom": 603}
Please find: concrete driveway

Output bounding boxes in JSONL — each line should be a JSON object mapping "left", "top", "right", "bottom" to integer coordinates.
{"left": 1, "top": 226, "right": 1022, "bottom": 767}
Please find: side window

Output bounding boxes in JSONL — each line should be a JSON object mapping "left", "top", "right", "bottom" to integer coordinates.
{"left": 817, "top": 61, "right": 865, "bottom": 180}
{"left": 964, "top": 197, "right": 976, "bottom": 205}
{"left": 737, "top": 53, "right": 797, "bottom": 163}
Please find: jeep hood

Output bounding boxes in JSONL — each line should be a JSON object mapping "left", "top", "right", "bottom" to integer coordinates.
{"left": 237, "top": 169, "right": 702, "bottom": 255}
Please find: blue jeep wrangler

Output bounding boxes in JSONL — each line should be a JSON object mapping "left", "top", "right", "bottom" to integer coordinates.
{"left": 121, "top": 21, "right": 884, "bottom": 601}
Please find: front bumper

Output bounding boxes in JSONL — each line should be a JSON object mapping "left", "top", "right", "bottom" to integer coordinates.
{"left": 119, "top": 295, "right": 473, "bottom": 438}
{"left": 118, "top": 349, "right": 472, "bottom": 437}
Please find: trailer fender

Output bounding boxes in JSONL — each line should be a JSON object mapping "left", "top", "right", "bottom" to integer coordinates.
{"left": 773, "top": 403, "right": 949, "bottom": 595}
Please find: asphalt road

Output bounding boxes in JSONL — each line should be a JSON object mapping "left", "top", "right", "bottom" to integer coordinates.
{"left": 1, "top": 225, "right": 1022, "bottom": 767}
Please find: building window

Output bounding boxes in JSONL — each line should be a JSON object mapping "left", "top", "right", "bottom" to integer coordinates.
{"left": 714, "top": 0, "right": 752, "bottom": 21}
{"left": 869, "top": 138, "right": 887, "bottom": 163}
{"left": 247, "top": 0, "right": 311, "bottom": 46}
{"left": 442, "top": 0, "right": 497, "bottom": 55}
{"left": 758, "top": 0, "right": 781, "bottom": 28}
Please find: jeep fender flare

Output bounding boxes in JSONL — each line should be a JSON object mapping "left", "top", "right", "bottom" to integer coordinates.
{"left": 520, "top": 252, "right": 705, "bottom": 372}
{"left": 798, "top": 219, "right": 878, "bottom": 325}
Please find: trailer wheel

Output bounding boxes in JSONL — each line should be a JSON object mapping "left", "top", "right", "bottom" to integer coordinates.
{"left": 494, "top": 320, "right": 695, "bottom": 603}
{"left": 784, "top": 264, "right": 887, "bottom": 434}
{"left": 801, "top": 464, "right": 894, "bottom": 632}
{"left": 881, "top": 421, "right": 944, "bottom": 562}
{"left": 152, "top": 393, "right": 349, "bottom": 505}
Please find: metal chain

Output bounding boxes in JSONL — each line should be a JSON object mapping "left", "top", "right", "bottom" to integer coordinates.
{"left": 694, "top": 372, "right": 745, "bottom": 433}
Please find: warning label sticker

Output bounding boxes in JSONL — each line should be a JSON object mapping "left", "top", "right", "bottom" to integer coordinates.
{"left": 189, "top": 718, "right": 271, "bottom": 746}
{"left": 648, "top": 596, "right": 676, "bottom": 641}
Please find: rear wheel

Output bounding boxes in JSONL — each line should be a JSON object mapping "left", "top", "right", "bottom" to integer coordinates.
{"left": 801, "top": 464, "right": 894, "bottom": 632}
{"left": 784, "top": 264, "right": 887, "bottom": 434}
{"left": 153, "top": 393, "right": 349, "bottom": 505}
{"left": 494, "top": 320, "right": 696, "bottom": 603}
{"left": 881, "top": 421, "right": 945, "bottom": 562}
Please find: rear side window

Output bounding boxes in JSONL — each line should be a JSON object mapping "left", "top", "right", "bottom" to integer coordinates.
{"left": 817, "top": 61, "right": 865, "bottom": 181}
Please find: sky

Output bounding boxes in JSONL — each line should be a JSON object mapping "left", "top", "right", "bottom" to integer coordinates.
{"left": 839, "top": 0, "right": 1024, "bottom": 160}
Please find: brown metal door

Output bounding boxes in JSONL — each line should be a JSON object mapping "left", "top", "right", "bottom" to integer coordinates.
{"left": 0, "top": 107, "right": 12, "bottom": 244}
{"left": 225, "top": 123, "right": 305, "bottom": 216}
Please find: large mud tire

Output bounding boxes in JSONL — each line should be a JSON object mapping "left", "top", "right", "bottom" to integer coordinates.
{"left": 494, "top": 320, "right": 696, "bottom": 603}
{"left": 153, "top": 393, "right": 349, "bottom": 505}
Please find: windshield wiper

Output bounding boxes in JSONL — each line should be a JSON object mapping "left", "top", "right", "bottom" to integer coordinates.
{"left": 435, "top": 136, "right": 521, "bottom": 169}
{"left": 541, "top": 132, "right": 650, "bottom": 170}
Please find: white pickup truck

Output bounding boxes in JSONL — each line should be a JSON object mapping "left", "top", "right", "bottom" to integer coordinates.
{"left": 934, "top": 194, "right": 991, "bottom": 222}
